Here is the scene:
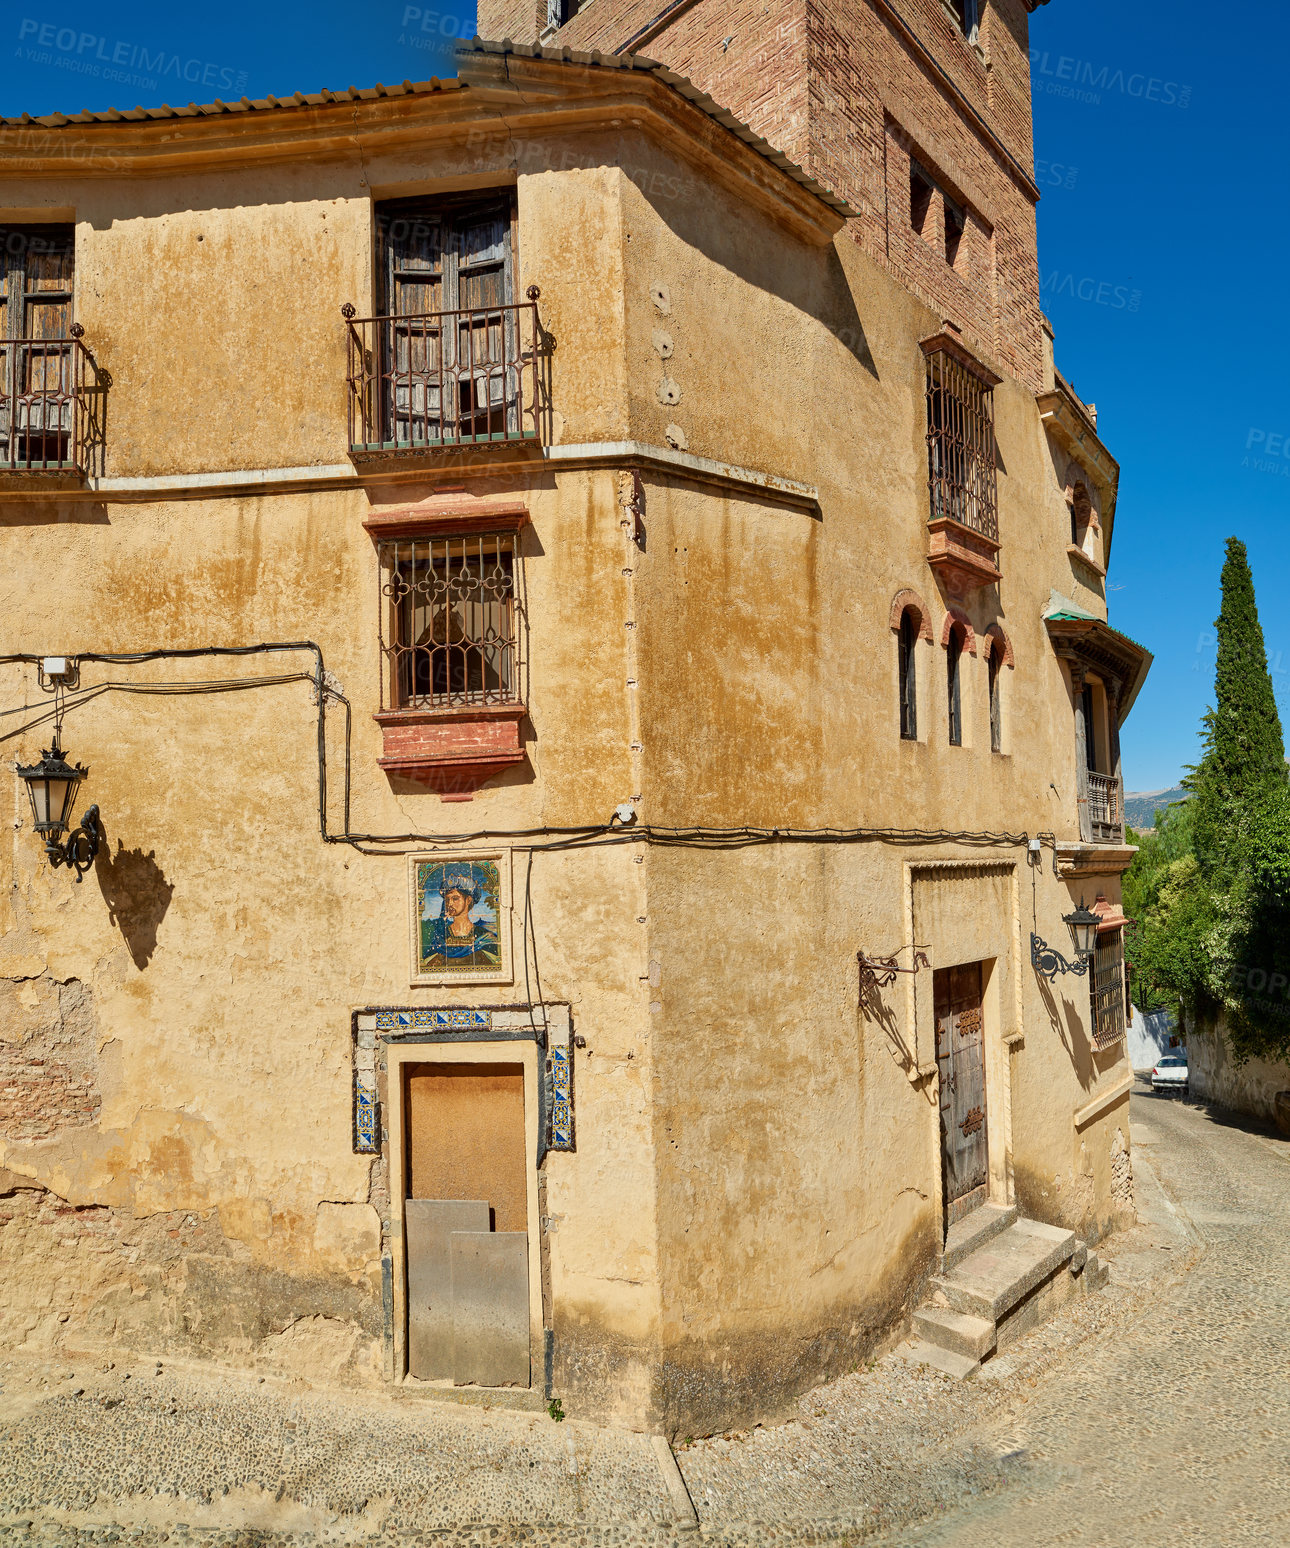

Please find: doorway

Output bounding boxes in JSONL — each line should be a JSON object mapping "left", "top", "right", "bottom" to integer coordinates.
{"left": 402, "top": 1061, "right": 531, "bottom": 1387}
{"left": 934, "top": 961, "right": 989, "bottom": 1229}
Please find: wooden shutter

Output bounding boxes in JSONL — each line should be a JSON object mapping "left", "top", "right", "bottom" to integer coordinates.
{"left": 375, "top": 196, "right": 514, "bottom": 444}
{"left": 0, "top": 226, "right": 74, "bottom": 461}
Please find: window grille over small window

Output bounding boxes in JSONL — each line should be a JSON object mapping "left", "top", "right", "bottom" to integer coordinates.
{"left": 379, "top": 532, "right": 521, "bottom": 711}
{"left": 925, "top": 347, "right": 998, "bottom": 542}
{"left": 899, "top": 610, "right": 918, "bottom": 739}
{"left": 1091, "top": 928, "right": 1127, "bottom": 1048}
{"left": 947, "top": 626, "right": 963, "bottom": 746}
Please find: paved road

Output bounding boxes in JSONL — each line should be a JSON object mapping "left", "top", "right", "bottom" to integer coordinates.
{"left": 869, "top": 1083, "right": 1290, "bottom": 1547}
{"left": 1, "top": 1082, "right": 1286, "bottom": 1545}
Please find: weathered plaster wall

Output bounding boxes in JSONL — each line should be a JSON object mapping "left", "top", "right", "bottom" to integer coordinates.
{"left": 0, "top": 457, "right": 660, "bottom": 1408}
{"left": 1189, "top": 1021, "right": 1290, "bottom": 1129}
{"left": 0, "top": 69, "right": 1134, "bottom": 1432}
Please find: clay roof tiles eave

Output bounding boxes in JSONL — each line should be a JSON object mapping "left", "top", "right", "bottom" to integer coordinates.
{"left": 463, "top": 38, "right": 857, "bottom": 221}
{"left": 0, "top": 77, "right": 462, "bottom": 131}
{"left": 0, "top": 38, "right": 856, "bottom": 226}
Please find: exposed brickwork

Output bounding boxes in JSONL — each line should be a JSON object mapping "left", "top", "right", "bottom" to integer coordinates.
{"left": 484, "top": 0, "right": 1046, "bottom": 388}
{"left": 0, "top": 977, "right": 101, "bottom": 1145}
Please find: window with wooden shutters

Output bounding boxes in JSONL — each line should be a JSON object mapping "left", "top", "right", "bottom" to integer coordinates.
{"left": 345, "top": 193, "right": 542, "bottom": 454}
{"left": 0, "top": 225, "right": 90, "bottom": 471}
{"left": 1090, "top": 928, "right": 1127, "bottom": 1048}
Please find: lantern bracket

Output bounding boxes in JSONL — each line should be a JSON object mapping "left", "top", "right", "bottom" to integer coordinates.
{"left": 48, "top": 804, "right": 101, "bottom": 880}
{"left": 1029, "top": 931, "right": 1089, "bottom": 983}
{"left": 857, "top": 944, "right": 931, "bottom": 1000}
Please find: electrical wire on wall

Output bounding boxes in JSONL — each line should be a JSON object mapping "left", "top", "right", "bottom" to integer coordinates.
{"left": 0, "top": 643, "right": 1058, "bottom": 859}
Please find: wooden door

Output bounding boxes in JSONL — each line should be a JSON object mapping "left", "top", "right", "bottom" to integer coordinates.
{"left": 0, "top": 226, "right": 74, "bottom": 464}
{"left": 934, "top": 961, "right": 988, "bottom": 1228}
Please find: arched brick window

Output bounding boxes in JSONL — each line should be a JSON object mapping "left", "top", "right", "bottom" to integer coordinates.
{"left": 946, "top": 620, "right": 965, "bottom": 746}
{"left": 987, "top": 637, "right": 1003, "bottom": 752}
{"left": 898, "top": 608, "right": 918, "bottom": 739}
{"left": 890, "top": 590, "right": 932, "bottom": 741}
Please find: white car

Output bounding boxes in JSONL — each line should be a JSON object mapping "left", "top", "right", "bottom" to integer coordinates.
{"left": 1150, "top": 1052, "right": 1188, "bottom": 1094}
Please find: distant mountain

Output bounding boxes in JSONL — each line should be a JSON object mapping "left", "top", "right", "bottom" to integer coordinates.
{"left": 1124, "top": 786, "right": 1190, "bottom": 830}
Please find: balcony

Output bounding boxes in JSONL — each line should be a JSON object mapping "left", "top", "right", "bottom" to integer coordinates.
{"left": 344, "top": 294, "right": 543, "bottom": 458}
{"left": 1082, "top": 770, "right": 1125, "bottom": 845}
{"left": 0, "top": 332, "right": 98, "bottom": 475}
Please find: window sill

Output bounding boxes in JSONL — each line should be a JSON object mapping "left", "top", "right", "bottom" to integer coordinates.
{"left": 1067, "top": 543, "right": 1106, "bottom": 578}
{"left": 375, "top": 703, "right": 527, "bottom": 801}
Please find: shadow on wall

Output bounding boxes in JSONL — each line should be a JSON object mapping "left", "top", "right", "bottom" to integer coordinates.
{"left": 1037, "top": 972, "right": 1095, "bottom": 1090}
{"left": 634, "top": 166, "right": 879, "bottom": 379}
{"left": 94, "top": 832, "right": 174, "bottom": 968}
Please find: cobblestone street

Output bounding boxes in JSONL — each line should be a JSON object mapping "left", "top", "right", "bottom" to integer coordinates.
{"left": 1, "top": 1079, "right": 1285, "bottom": 1546}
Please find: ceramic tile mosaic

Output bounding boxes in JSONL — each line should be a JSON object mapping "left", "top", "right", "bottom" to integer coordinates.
{"left": 353, "top": 1070, "right": 379, "bottom": 1154}
{"left": 548, "top": 1044, "right": 574, "bottom": 1151}
{"left": 373, "top": 1008, "right": 492, "bottom": 1032}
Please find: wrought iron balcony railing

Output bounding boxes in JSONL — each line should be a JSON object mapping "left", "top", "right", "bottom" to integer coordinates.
{"left": 0, "top": 329, "right": 97, "bottom": 473}
{"left": 1082, "top": 770, "right": 1125, "bottom": 845}
{"left": 344, "top": 291, "right": 542, "bottom": 454}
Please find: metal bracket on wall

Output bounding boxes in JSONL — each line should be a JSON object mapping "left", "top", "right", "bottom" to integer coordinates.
{"left": 857, "top": 944, "right": 931, "bottom": 1002}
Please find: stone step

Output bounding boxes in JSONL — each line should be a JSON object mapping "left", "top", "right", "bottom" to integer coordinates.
{"left": 913, "top": 1305, "right": 997, "bottom": 1362}
{"left": 931, "top": 1217, "right": 1077, "bottom": 1322}
{"left": 1084, "top": 1249, "right": 1109, "bottom": 1290}
{"left": 894, "top": 1339, "right": 980, "bottom": 1381}
{"left": 939, "top": 1202, "right": 1018, "bottom": 1274}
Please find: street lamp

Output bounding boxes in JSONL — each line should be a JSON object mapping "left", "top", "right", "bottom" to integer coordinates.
{"left": 15, "top": 740, "right": 101, "bottom": 879}
{"left": 1031, "top": 897, "right": 1101, "bottom": 982}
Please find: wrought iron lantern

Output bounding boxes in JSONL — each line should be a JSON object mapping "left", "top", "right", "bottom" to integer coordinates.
{"left": 15, "top": 740, "right": 101, "bottom": 879}
{"left": 1030, "top": 897, "right": 1101, "bottom": 983}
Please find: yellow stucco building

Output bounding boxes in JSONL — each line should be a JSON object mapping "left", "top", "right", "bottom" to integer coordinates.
{"left": 0, "top": 5, "right": 1148, "bottom": 1434}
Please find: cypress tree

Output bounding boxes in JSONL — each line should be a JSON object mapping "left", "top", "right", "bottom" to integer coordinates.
{"left": 1189, "top": 537, "right": 1288, "bottom": 876}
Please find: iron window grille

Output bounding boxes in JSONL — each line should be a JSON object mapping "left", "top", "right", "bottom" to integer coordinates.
{"left": 926, "top": 348, "right": 999, "bottom": 542}
{"left": 378, "top": 532, "right": 524, "bottom": 711}
{"left": 1090, "top": 928, "right": 1127, "bottom": 1049}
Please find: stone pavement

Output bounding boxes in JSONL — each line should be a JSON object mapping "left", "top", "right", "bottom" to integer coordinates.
{"left": 0, "top": 1078, "right": 1282, "bottom": 1546}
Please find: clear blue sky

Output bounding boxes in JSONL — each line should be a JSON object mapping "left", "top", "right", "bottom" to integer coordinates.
{"left": 1, "top": 3, "right": 1279, "bottom": 794}
{"left": 1029, "top": 0, "right": 1287, "bottom": 793}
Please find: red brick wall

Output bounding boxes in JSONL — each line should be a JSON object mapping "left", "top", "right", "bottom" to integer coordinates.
{"left": 0, "top": 977, "right": 101, "bottom": 1145}
{"left": 484, "top": 0, "right": 1045, "bottom": 388}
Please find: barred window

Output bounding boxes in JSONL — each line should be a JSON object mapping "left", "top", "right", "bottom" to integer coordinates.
{"left": 926, "top": 348, "right": 998, "bottom": 542}
{"left": 1090, "top": 928, "right": 1127, "bottom": 1049}
{"left": 379, "top": 533, "right": 520, "bottom": 710}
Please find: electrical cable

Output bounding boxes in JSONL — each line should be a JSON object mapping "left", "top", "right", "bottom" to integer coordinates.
{"left": 0, "top": 644, "right": 1055, "bottom": 856}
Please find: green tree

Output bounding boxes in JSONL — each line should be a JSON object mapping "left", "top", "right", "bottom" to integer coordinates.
{"left": 1189, "top": 537, "right": 1289, "bottom": 881}
{"left": 1123, "top": 539, "right": 1290, "bottom": 1056}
